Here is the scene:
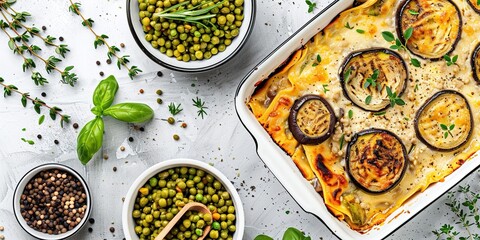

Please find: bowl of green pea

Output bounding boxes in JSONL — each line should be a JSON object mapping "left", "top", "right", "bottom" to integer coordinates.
{"left": 122, "top": 158, "right": 245, "bottom": 240}
{"left": 126, "top": 0, "right": 255, "bottom": 72}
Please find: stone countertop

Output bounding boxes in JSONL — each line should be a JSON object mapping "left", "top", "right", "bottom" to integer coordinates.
{"left": 0, "top": 0, "right": 478, "bottom": 239}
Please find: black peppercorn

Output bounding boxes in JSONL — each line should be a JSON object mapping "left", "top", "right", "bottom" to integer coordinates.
{"left": 54, "top": 140, "right": 59, "bottom": 145}
{"left": 128, "top": 137, "right": 134, "bottom": 142}
{"left": 37, "top": 134, "right": 42, "bottom": 139}
{"left": 157, "top": 71, "right": 163, "bottom": 77}
{"left": 41, "top": 92, "right": 47, "bottom": 97}
{"left": 73, "top": 123, "right": 79, "bottom": 129}
{"left": 42, "top": 26, "right": 46, "bottom": 31}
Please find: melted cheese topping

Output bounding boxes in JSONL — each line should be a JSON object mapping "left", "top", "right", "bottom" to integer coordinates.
{"left": 248, "top": 0, "right": 480, "bottom": 232}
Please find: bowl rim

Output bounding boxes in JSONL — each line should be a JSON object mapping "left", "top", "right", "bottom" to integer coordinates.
{"left": 121, "top": 158, "right": 245, "bottom": 240}
{"left": 125, "top": 0, "right": 257, "bottom": 73}
{"left": 12, "top": 163, "right": 92, "bottom": 240}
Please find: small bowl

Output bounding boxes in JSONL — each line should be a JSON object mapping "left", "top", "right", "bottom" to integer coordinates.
{"left": 13, "top": 163, "right": 92, "bottom": 240}
{"left": 126, "top": 0, "right": 256, "bottom": 72}
{"left": 122, "top": 158, "right": 245, "bottom": 239}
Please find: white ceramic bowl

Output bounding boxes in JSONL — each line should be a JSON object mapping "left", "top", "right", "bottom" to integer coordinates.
{"left": 13, "top": 163, "right": 92, "bottom": 240}
{"left": 122, "top": 158, "right": 245, "bottom": 239}
{"left": 126, "top": 0, "right": 256, "bottom": 72}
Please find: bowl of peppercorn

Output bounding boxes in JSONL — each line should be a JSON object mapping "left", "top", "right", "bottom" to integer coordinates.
{"left": 13, "top": 163, "right": 92, "bottom": 239}
{"left": 122, "top": 158, "right": 244, "bottom": 239}
{"left": 126, "top": 0, "right": 255, "bottom": 72}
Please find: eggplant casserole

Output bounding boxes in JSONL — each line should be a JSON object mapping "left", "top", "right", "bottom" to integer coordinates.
{"left": 247, "top": 0, "right": 480, "bottom": 232}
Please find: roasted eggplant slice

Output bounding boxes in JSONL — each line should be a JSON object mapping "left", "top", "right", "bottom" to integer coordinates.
{"left": 339, "top": 48, "right": 408, "bottom": 112}
{"left": 288, "top": 95, "right": 336, "bottom": 145}
{"left": 346, "top": 129, "right": 408, "bottom": 193}
{"left": 414, "top": 90, "right": 473, "bottom": 151}
{"left": 473, "top": 43, "right": 480, "bottom": 84}
{"left": 467, "top": 0, "right": 480, "bottom": 14}
{"left": 397, "top": 0, "right": 462, "bottom": 60}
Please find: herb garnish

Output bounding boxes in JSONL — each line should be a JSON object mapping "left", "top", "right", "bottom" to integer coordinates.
{"left": 322, "top": 84, "right": 329, "bottom": 93}
{"left": 440, "top": 123, "right": 455, "bottom": 139}
{"left": 312, "top": 54, "right": 321, "bottom": 67}
{"left": 356, "top": 29, "right": 365, "bottom": 34}
{"left": 68, "top": 1, "right": 142, "bottom": 79}
{"left": 348, "top": 109, "right": 353, "bottom": 119}
{"left": 478, "top": 0, "right": 480, "bottom": 6}
{"left": 363, "top": 69, "right": 379, "bottom": 89}
{"left": 374, "top": 111, "right": 386, "bottom": 116}
{"left": 365, "top": 95, "right": 372, "bottom": 105}
{"left": 153, "top": 0, "right": 225, "bottom": 29}
{"left": 414, "top": 83, "right": 419, "bottom": 92}
{"left": 386, "top": 86, "right": 405, "bottom": 108}
{"left": 382, "top": 27, "right": 421, "bottom": 68}
{"left": 339, "top": 134, "right": 345, "bottom": 149}
{"left": 305, "top": 0, "right": 317, "bottom": 13}
{"left": 344, "top": 66, "right": 353, "bottom": 83}
{"left": 192, "top": 97, "right": 208, "bottom": 119}
{"left": 77, "top": 75, "right": 154, "bottom": 165}
{"left": 168, "top": 102, "right": 183, "bottom": 116}
{"left": 443, "top": 54, "right": 458, "bottom": 66}
{"left": 0, "top": 77, "right": 70, "bottom": 127}
{"left": 408, "top": 9, "right": 419, "bottom": 15}
{"left": 345, "top": 22, "right": 354, "bottom": 29}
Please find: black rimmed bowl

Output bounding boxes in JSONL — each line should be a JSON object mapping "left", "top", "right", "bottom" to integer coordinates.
{"left": 13, "top": 163, "right": 92, "bottom": 240}
{"left": 126, "top": 0, "right": 256, "bottom": 72}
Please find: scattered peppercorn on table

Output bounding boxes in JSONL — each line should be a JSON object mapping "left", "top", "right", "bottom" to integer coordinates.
{"left": 0, "top": 0, "right": 479, "bottom": 239}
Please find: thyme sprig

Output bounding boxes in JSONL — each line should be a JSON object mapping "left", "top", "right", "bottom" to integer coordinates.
{"left": 68, "top": 1, "right": 142, "bottom": 79}
{"left": 0, "top": 4, "right": 77, "bottom": 86}
{"left": 381, "top": 27, "right": 421, "bottom": 68}
{"left": 440, "top": 123, "right": 455, "bottom": 139}
{"left": 192, "top": 97, "right": 208, "bottom": 119}
{"left": 433, "top": 185, "right": 480, "bottom": 240}
{"left": 0, "top": 77, "right": 71, "bottom": 127}
{"left": 386, "top": 86, "right": 405, "bottom": 108}
{"left": 2, "top": 6, "right": 70, "bottom": 58}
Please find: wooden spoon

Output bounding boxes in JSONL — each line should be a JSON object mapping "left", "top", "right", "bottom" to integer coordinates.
{"left": 154, "top": 202, "right": 212, "bottom": 240}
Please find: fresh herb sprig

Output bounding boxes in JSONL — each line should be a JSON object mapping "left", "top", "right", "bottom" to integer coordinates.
{"left": 305, "top": 0, "right": 317, "bottom": 13}
{"left": 77, "top": 75, "right": 154, "bottom": 165}
{"left": 364, "top": 69, "right": 380, "bottom": 89}
{"left": 386, "top": 86, "right": 405, "bottom": 108}
{"left": 168, "top": 102, "right": 183, "bottom": 116}
{"left": 68, "top": 1, "right": 142, "bottom": 79}
{"left": 192, "top": 97, "right": 208, "bottom": 119}
{"left": 440, "top": 123, "right": 455, "bottom": 139}
{"left": 153, "top": 0, "right": 224, "bottom": 29}
{"left": 0, "top": 77, "right": 71, "bottom": 127}
{"left": 444, "top": 54, "right": 458, "bottom": 66}
{"left": 382, "top": 27, "right": 421, "bottom": 68}
{"left": 322, "top": 84, "right": 329, "bottom": 94}
{"left": 0, "top": 5, "right": 77, "bottom": 86}
{"left": 2, "top": 6, "right": 70, "bottom": 58}
{"left": 433, "top": 185, "right": 480, "bottom": 240}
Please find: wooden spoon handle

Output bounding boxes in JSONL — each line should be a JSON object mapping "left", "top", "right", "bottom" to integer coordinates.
{"left": 154, "top": 202, "right": 212, "bottom": 240}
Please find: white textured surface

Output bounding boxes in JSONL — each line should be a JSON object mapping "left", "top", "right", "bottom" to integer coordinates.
{"left": 0, "top": 0, "right": 478, "bottom": 239}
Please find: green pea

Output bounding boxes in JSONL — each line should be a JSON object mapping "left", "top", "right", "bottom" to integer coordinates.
{"left": 142, "top": 227, "right": 151, "bottom": 236}
{"left": 149, "top": 177, "right": 158, "bottom": 187}
{"left": 212, "top": 221, "right": 220, "bottom": 230}
{"left": 135, "top": 225, "right": 143, "bottom": 234}
{"left": 195, "top": 193, "right": 204, "bottom": 201}
{"left": 183, "top": 219, "right": 191, "bottom": 228}
{"left": 209, "top": 230, "right": 219, "bottom": 239}
{"left": 195, "top": 228, "right": 203, "bottom": 236}
{"left": 133, "top": 210, "right": 141, "bottom": 218}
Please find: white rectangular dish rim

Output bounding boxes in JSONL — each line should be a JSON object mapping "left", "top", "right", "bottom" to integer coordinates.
{"left": 234, "top": 1, "right": 480, "bottom": 239}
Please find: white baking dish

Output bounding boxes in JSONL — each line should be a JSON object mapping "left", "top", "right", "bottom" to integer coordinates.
{"left": 234, "top": 1, "right": 480, "bottom": 239}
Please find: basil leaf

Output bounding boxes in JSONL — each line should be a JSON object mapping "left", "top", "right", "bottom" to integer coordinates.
{"left": 103, "top": 103, "right": 154, "bottom": 123}
{"left": 92, "top": 75, "right": 119, "bottom": 110}
{"left": 282, "top": 227, "right": 311, "bottom": 240}
{"left": 77, "top": 117, "right": 104, "bottom": 165}
{"left": 254, "top": 235, "right": 274, "bottom": 240}
{"left": 91, "top": 106, "right": 103, "bottom": 116}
